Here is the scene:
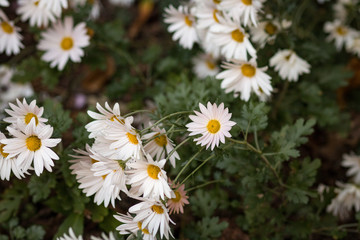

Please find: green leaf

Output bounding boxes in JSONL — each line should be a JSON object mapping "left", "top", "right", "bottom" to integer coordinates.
{"left": 197, "top": 217, "right": 228, "bottom": 239}
{"left": 43, "top": 99, "right": 72, "bottom": 138}
{"left": 0, "top": 182, "right": 26, "bottom": 223}
{"left": 89, "top": 202, "right": 109, "bottom": 222}
{"left": 12, "top": 226, "right": 26, "bottom": 239}
{"left": 28, "top": 173, "right": 56, "bottom": 203}
{"left": 238, "top": 102, "right": 269, "bottom": 133}
{"left": 54, "top": 213, "right": 84, "bottom": 239}
{"left": 26, "top": 225, "right": 45, "bottom": 240}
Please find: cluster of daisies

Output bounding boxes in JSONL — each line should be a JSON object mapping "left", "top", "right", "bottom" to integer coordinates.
{"left": 164, "top": 0, "right": 311, "bottom": 101}
{"left": 70, "top": 101, "right": 235, "bottom": 239}
{"left": 0, "top": 98, "right": 61, "bottom": 180}
{"left": 0, "top": 0, "right": 134, "bottom": 71}
{"left": 323, "top": 0, "right": 360, "bottom": 57}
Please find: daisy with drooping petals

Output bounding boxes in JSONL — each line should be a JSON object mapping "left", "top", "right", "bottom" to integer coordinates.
{"left": 0, "top": 132, "right": 26, "bottom": 180}
{"left": 186, "top": 102, "right": 236, "bottom": 150}
{"left": 219, "top": 0, "right": 264, "bottom": 26}
{"left": 341, "top": 152, "right": 360, "bottom": 184}
{"left": 4, "top": 98, "right": 48, "bottom": 128}
{"left": 167, "top": 181, "right": 189, "bottom": 214}
{"left": 324, "top": 20, "right": 355, "bottom": 51}
{"left": 127, "top": 154, "right": 173, "bottom": 200}
{"left": 129, "top": 199, "right": 174, "bottom": 239}
{"left": 0, "top": 0, "right": 9, "bottom": 6}
{"left": 57, "top": 228, "right": 83, "bottom": 240}
{"left": 38, "top": 0, "right": 68, "bottom": 16}
{"left": 0, "top": 10, "right": 24, "bottom": 56}
{"left": 17, "top": 0, "right": 56, "bottom": 28}
{"left": 142, "top": 125, "right": 180, "bottom": 167}
{"left": 216, "top": 58, "right": 273, "bottom": 101}
{"left": 1, "top": 119, "right": 61, "bottom": 176}
{"left": 114, "top": 213, "right": 155, "bottom": 240}
{"left": 192, "top": 53, "right": 220, "bottom": 79}
{"left": 38, "top": 16, "right": 90, "bottom": 71}
{"left": 164, "top": 5, "right": 199, "bottom": 49}
{"left": 269, "top": 49, "right": 311, "bottom": 82}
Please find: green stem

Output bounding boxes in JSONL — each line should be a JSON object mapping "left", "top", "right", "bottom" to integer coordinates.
{"left": 186, "top": 180, "right": 224, "bottom": 192}
{"left": 174, "top": 147, "right": 204, "bottom": 183}
{"left": 180, "top": 154, "right": 215, "bottom": 185}
{"left": 165, "top": 138, "right": 190, "bottom": 162}
{"left": 123, "top": 109, "right": 153, "bottom": 118}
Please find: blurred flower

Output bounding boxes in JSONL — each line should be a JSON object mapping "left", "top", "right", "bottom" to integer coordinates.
{"left": 269, "top": 49, "right": 311, "bottom": 82}
{"left": 347, "top": 33, "right": 360, "bottom": 57}
{"left": 164, "top": 5, "right": 199, "bottom": 49}
{"left": 342, "top": 152, "right": 360, "bottom": 184}
{"left": 38, "top": 17, "right": 90, "bottom": 70}
{"left": 195, "top": 0, "right": 223, "bottom": 31}
{"left": 186, "top": 102, "right": 236, "bottom": 150}
{"left": 250, "top": 19, "right": 281, "bottom": 48}
{"left": 57, "top": 228, "right": 83, "bottom": 240}
{"left": 109, "top": 0, "right": 134, "bottom": 7}
{"left": 114, "top": 213, "right": 155, "bottom": 240}
{"left": 0, "top": 0, "right": 8, "bottom": 6}
{"left": 324, "top": 20, "right": 356, "bottom": 51}
{"left": 219, "top": 0, "right": 264, "bottom": 26}
{"left": 90, "top": 232, "right": 116, "bottom": 240}
{"left": 17, "top": 0, "right": 56, "bottom": 28}
{"left": 192, "top": 53, "right": 220, "bottom": 79}
{"left": 216, "top": 58, "right": 273, "bottom": 101}
{"left": 142, "top": 125, "right": 180, "bottom": 167}
{"left": 167, "top": 181, "right": 189, "bottom": 214}
{"left": 38, "top": 0, "right": 68, "bottom": 16}
{"left": 0, "top": 10, "right": 23, "bottom": 56}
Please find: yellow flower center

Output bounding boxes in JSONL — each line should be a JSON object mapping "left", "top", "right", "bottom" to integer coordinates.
{"left": 241, "top": 64, "right": 256, "bottom": 77}
{"left": 1, "top": 22, "right": 13, "bottom": 34}
{"left": 26, "top": 136, "right": 41, "bottom": 151}
{"left": 60, "top": 37, "right": 74, "bottom": 51}
{"left": 127, "top": 132, "right": 138, "bottom": 145}
{"left": 91, "top": 159, "right": 98, "bottom": 164}
{"left": 154, "top": 134, "right": 167, "bottom": 147}
{"left": 151, "top": 205, "right": 164, "bottom": 214}
{"left": 206, "top": 119, "right": 221, "bottom": 134}
{"left": 25, "top": 113, "right": 39, "bottom": 125}
{"left": 184, "top": 16, "right": 193, "bottom": 27}
{"left": 171, "top": 191, "right": 182, "bottom": 202}
{"left": 206, "top": 60, "right": 216, "bottom": 70}
{"left": 0, "top": 144, "right": 9, "bottom": 158}
{"left": 213, "top": 9, "right": 220, "bottom": 23}
{"left": 34, "top": 1, "right": 39, "bottom": 6}
{"left": 336, "top": 26, "right": 347, "bottom": 36}
{"left": 137, "top": 222, "right": 150, "bottom": 234}
{"left": 231, "top": 29, "right": 244, "bottom": 43}
{"left": 147, "top": 164, "right": 161, "bottom": 179}
{"left": 213, "top": 0, "right": 221, "bottom": 3}
{"left": 241, "top": 0, "right": 252, "bottom": 5}
{"left": 265, "top": 22, "right": 277, "bottom": 35}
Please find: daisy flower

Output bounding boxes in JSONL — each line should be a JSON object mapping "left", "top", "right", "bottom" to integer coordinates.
{"left": 216, "top": 58, "right": 273, "bottom": 101}
{"left": 192, "top": 53, "right": 220, "bottom": 79}
{"left": 127, "top": 154, "right": 172, "bottom": 200}
{"left": 250, "top": 19, "right": 281, "bottom": 48}
{"left": 17, "top": 0, "right": 56, "bottom": 28}
{"left": 0, "top": 10, "right": 24, "bottom": 56}
{"left": 114, "top": 213, "right": 155, "bottom": 240}
{"left": 38, "top": 16, "right": 90, "bottom": 71}
{"left": 57, "top": 228, "right": 83, "bottom": 240}
{"left": 129, "top": 199, "right": 174, "bottom": 239}
{"left": 210, "top": 18, "right": 256, "bottom": 61}
{"left": 38, "top": 0, "right": 68, "bottom": 17}
{"left": 219, "top": 0, "right": 264, "bottom": 26}
{"left": 3, "top": 98, "right": 48, "bottom": 128}
{"left": 142, "top": 125, "right": 180, "bottom": 167}
{"left": 341, "top": 152, "right": 360, "bottom": 184}
{"left": 90, "top": 232, "right": 116, "bottom": 240}
{"left": 0, "top": 132, "right": 26, "bottom": 180}
{"left": 324, "top": 20, "right": 355, "bottom": 51}
{"left": 2, "top": 119, "right": 61, "bottom": 176}
{"left": 195, "top": 0, "right": 223, "bottom": 31}
{"left": 269, "top": 49, "right": 311, "bottom": 82}
{"left": 85, "top": 102, "right": 125, "bottom": 138}
{"left": 164, "top": 5, "right": 199, "bottom": 49}
{"left": 186, "top": 102, "right": 236, "bottom": 150}
{"left": 0, "top": 0, "right": 9, "bottom": 6}
{"left": 167, "top": 181, "right": 189, "bottom": 214}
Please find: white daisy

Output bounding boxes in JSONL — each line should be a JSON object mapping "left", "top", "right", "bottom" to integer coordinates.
{"left": 192, "top": 53, "right": 220, "bottom": 79}
{"left": 324, "top": 20, "right": 356, "bottom": 51}
{"left": 186, "top": 102, "right": 236, "bottom": 150}
{"left": 85, "top": 102, "right": 124, "bottom": 138}
{"left": 164, "top": 5, "right": 199, "bottom": 49}
{"left": 0, "top": 0, "right": 9, "bottom": 7}
{"left": 195, "top": 0, "right": 223, "bottom": 31}
{"left": 129, "top": 199, "right": 174, "bottom": 240}
{"left": 269, "top": 49, "right": 311, "bottom": 82}
{"left": 142, "top": 125, "right": 180, "bottom": 167}
{"left": 114, "top": 213, "right": 156, "bottom": 240}
{"left": 127, "top": 154, "right": 172, "bottom": 200}
{"left": 0, "top": 10, "right": 24, "bottom": 56}
{"left": 17, "top": 0, "right": 56, "bottom": 28}
{"left": 346, "top": 31, "right": 360, "bottom": 57}
{"left": 219, "top": 0, "right": 264, "bottom": 26}
{"left": 250, "top": 20, "right": 281, "bottom": 48}
{"left": 3, "top": 98, "right": 48, "bottom": 128}
{"left": 342, "top": 152, "right": 360, "bottom": 184}
{"left": 216, "top": 58, "right": 273, "bottom": 101}
{"left": 57, "top": 228, "right": 83, "bottom": 240}
{"left": 69, "top": 145, "right": 121, "bottom": 207}
{"left": 1, "top": 119, "right": 61, "bottom": 176}
{"left": 0, "top": 132, "right": 26, "bottom": 180}
{"left": 38, "top": 16, "right": 90, "bottom": 71}
{"left": 38, "top": 0, "right": 68, "bottom": 16}
{"left": 210, "top": 18, "right": 256, "bottom": 61}
{"left": 198, "top": 29, "right": 221, "bottom": 58}
{"left": 90, "top": 232, "right": 116, "bottom": 240}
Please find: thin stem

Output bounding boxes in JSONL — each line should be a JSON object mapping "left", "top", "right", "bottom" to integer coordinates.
{"left": 165, "top": 137, "right": 190, "bottom": 162}
{"left": 254, "top": 128, "right": 260, "bottom": 151}
{"left": 174, "top": 147, "right": 204, "bottom": 183}
{"left": 123, "top": 109, "right": 153, "bottom": 118}
{"left": 186, "top": 180, "right": 224, "bottom": 192}
{"left": 180, "top": 154, "right": 215, "bottom": 185}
